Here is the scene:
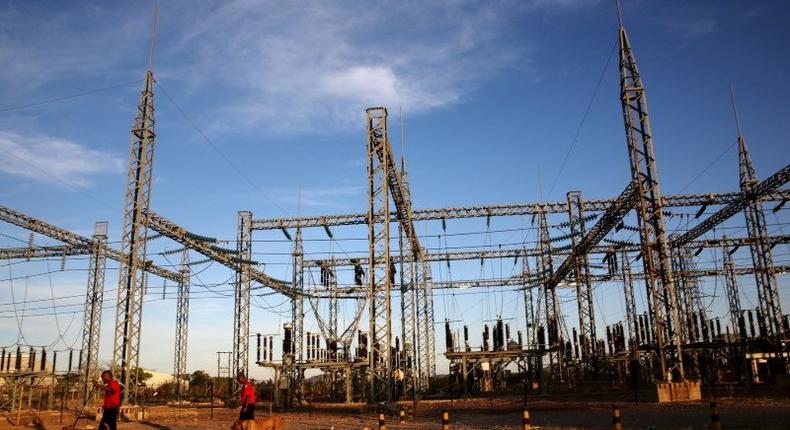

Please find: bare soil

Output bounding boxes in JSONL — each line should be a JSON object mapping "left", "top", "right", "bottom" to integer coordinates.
{"left": 3, "top": 397, "right": 790, "bottom": 429}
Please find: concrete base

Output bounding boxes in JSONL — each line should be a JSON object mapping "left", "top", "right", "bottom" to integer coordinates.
{"left": 654, "top": 381, "right": 702, "bottom": 403}
{"left": 95, "top": 405, "right": 149, "bottom": 422}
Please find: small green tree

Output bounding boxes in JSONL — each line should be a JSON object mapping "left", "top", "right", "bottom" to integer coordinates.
{"left": 133, "top": 367, "right": 154, "bottom": 386}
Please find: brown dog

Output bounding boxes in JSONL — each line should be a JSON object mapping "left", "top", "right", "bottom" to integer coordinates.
{"left": 230, "top": 416, "right": 282, "bottom": 430}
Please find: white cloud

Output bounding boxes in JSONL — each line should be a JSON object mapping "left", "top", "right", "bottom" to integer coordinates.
{"left": 268, "top": 185, "right": 365, "bottom": 208}
{"left": 668, "top": 18, "right": 717, "bottom": 38}
{"left": 0, "top": 131, "right": 123, "bottom": 187}
{"left": 164, "top": 0, "right": 537, "bottom": 132}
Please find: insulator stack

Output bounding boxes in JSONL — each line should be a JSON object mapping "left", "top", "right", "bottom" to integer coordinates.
{"left": 445, "top": 321, "right": 453, "bottom": 352}
{"left": 283, "top": 323, "right": 293, "bottom": 359}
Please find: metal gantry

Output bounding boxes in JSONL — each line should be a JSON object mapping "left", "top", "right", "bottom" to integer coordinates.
{"left": 250, "top": 191, "right": 790, "bottom": 230}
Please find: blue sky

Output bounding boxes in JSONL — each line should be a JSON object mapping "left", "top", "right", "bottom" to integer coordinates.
{"left": 1, "top": 0, "right": 789, "bottom": 380}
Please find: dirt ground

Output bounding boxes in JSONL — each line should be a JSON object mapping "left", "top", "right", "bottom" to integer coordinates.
{"left": 4, "top": 397, "right": 790, "bottom": 429}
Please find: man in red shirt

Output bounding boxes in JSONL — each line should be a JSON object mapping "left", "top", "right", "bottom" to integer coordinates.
{"left": 237, "top": 372, "right": 256, "bottom": 421}
{"left": 93, "top": 370, "right": 121, "bottom": 430}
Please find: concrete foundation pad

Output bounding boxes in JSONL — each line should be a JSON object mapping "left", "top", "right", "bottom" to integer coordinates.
{"left": 654, "top": 381, "right": 702, "bottom": 403}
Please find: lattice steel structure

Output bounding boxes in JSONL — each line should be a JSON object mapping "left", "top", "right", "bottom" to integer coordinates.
{"left": 617, "top": 7, "right": 684, "bottom": 381}
{"left": 80, "top": 221, "right": 108, "bottom": 405}
{"left": 398, "top": 227, "right": 418, "bottom": 396}
{"left": 722, "top": 248, "right": 743, "bottom": 338}
{"left": 537, "top": 210, "right": 562, "bottom": 380}
{"left": 673, "top": 247, "right": 706, "bottom": 343}
{"left": 250, "top": 191, "right": 790, "bottom": 230}
{"left": 291, "top": 227, "right": 304, "bottom": 396}
{"left": 621, "top": 249, "right": 638, "bottom": 350}
{"left": 418, "top": 260, "right": 436, "bottom": 382}
{"left": 366, "top": 107, "right": 393, "bottom": 402}
{"left": 731, "top": 87, "right": 785, "bottom": 340}
{"left": 112, "top": 65, "right": 157, "bottom": 404}
{"left": 174, "top": 249, "right": 190, "bottom": 399}
{"left": 567, "top": 191, "right": 597, "bottom": 360}
{"left": 234, "top": 211, "right": 253, "bottom": 377}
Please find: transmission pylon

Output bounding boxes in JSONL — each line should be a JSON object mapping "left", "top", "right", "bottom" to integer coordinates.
{"left": 112, "top": 7, "right": 158, "bottom": 403}
{"left": 617, "top": 2, "right": 684, "bottom": 381}
{"left": 80, "top": 221, "right": 108, "bottom": 405}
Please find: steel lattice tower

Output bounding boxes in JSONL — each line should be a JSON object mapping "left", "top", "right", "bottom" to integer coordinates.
{"left": 80, "top": 221, "right": 108, "bottom": 405}
{"left": 173, "top": 249, "right": 190, "bottom": 400}
{"left": 730, "top": 86, "right": 785, "bottom": 339}
{"left": 234, "top": 211, "right": 253, "bottom": 377}
{"left": 567, "top": 191, "right": 597, "bottom": 360}
{"left": 617, "top": 4, "right": 684, "bottom": 380}
{"left": 366, "top": 107, "right": 393, "bottom": 402}
{"left": 112, "top": 61, "right": 157, "bottom": 404}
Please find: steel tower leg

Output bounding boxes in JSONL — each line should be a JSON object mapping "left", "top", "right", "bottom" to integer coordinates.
{"left": 112, "top": 69, "right": 156, "bottom": 404}
{"left": 80, "top": 221, "right": 108, "bottom": 405}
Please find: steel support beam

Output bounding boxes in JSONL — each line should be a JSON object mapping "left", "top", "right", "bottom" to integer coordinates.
{"left": 250, "top": 191, "right": 790, "bottom": 230}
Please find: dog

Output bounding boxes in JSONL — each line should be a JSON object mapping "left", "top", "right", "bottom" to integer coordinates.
{"left": 230, "top": 416, "right": 282, "bottom": 430}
